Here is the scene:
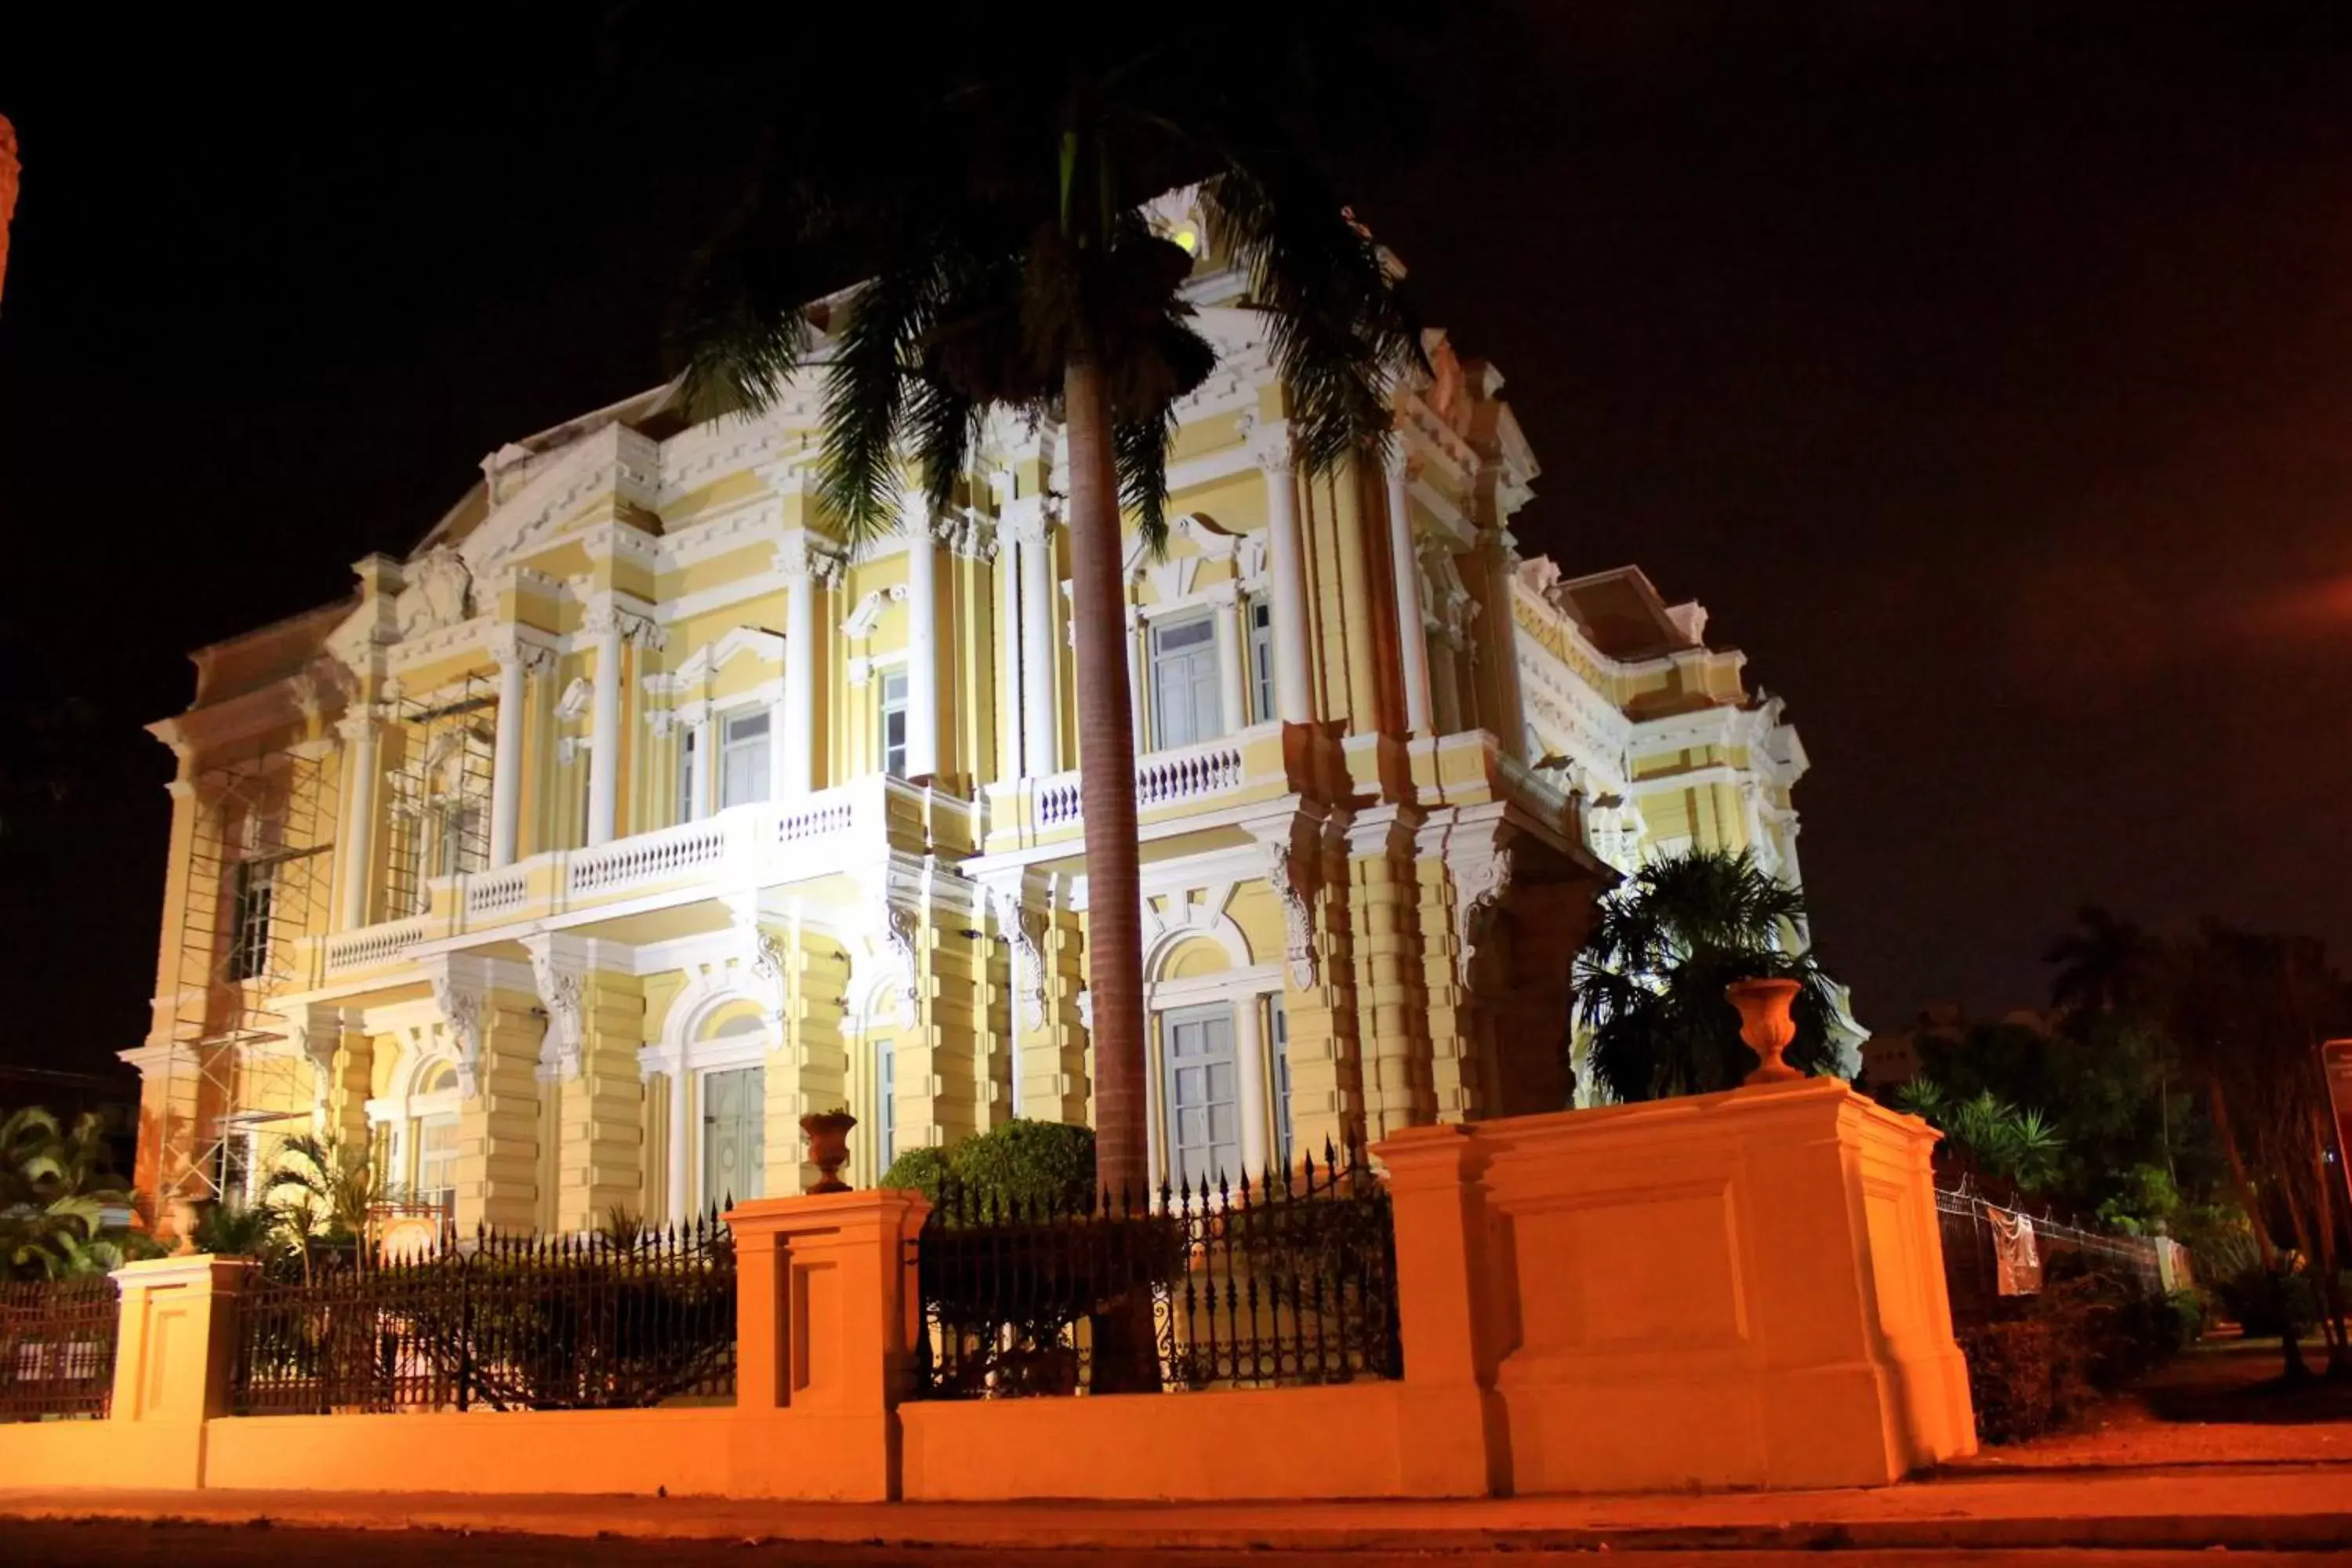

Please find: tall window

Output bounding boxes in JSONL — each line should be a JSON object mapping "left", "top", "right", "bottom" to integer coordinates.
{"left": 1149, "top": 613, "right": 1222, "bottom": 750}
{"left": 880, "top": 670, "right": 909, "bottom": 778}
{"left": 212, "top": 1124, "right": 255, "bottom": 1206}
{"left": 701, "top": 1065, "right": 766, "bottom": 1205}
{"left": 416, "top": 1114, "right": 459, "bottom": 1211}
{"left": 1161, "top": 1002, "right": 1240, "bottom": 1189}
{"left": 1247, "top": 597, "right": 1276, "bottom": 723}
{"left": 676, "top": 725, "right": 702, "bottom": 824}
{"left": 872, "top": 1036, "right": 897, "bottom": 1173}
{"left": 430, "top": 803, "right": 481, "bottom": 878}
{"left": 228, "top": 861, "right": 274, "bottom": 982}
{"left": 719, "top": 710, "right": 771, "bottom": 809}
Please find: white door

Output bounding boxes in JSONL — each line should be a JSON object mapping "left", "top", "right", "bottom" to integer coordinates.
{"left": 701, "top": 1065, "right": 766, "bottom": 1205}
{"left": 1162, "top": 1003, "right": 1241, "bottom": 1191}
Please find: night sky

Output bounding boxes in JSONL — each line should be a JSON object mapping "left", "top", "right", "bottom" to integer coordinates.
{"left": 4, "top": 4, "right": 2349, "bottom": 1077}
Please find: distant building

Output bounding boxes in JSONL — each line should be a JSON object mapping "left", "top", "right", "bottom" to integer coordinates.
{"left": 123, "top": 191, "right": 1819, "bottom": 1234}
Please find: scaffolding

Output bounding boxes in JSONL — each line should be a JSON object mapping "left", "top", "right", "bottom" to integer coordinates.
{"left": 383, "top": 677, "right": 497, "bottom": 920}
{"left": 162, "top": 740, "right": 339, "bottom": 1206}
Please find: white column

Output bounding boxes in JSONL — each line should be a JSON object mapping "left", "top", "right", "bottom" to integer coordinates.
{"left": 682, "top": 703, "right": 711, "bottom": 819}
{"left": 336, "top": 711, "right": 379, "bottom": 930}
{"left": 995, "top": 521, "right": 1024, "bottom": 781}
{"left": 1429, "top": 630, "right": 1464, "bottom": 735}
{"left": 669, "top": 1062, "right": 691, "bottom": 1220}
{"left": 777, "top": 544, "right": 818, "bottom": 797}
{"left": 903, "top": 497, "right": 941, "bottom": 780}
{"left": 1482, "top": 532, "right": 1527, "bottom": 760}
{"left": 1014, "top": 501, "right": 1060, "bottom": 773}
{"left": 1214, "top": 587, "right": 1247, "bottom": 736}
{"left": 488, "top": 637, "right": 534, "bottom": 868}
{"left": 1385, "top": 450, "right": 1434, "bottom": 734}
{"left": 586, "top": 603, "right": 624, "bottom": 845}
{"left": 1236, "top": 992, "right": 1271, "bottom": 1178}
{"left": 1127, "top": 606, "right": 1148, "bottom": 753}
{"left": 1254, "top": 435, "right": 1314, "bottom": 724}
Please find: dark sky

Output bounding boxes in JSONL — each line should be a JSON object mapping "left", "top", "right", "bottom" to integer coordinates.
{"left": 4, "top": 3, "right": 2350, "bottom": 1076}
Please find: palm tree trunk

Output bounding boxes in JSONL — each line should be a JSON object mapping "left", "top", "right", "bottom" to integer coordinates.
{"left": 1062, "top": 352, "right": 1147, "bottom": 1201}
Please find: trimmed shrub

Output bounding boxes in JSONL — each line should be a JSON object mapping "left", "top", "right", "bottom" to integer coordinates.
{"left": 1958, "top": 1259, "right": 2198, "bottom": 1444}
{"left": 946, "top": 1120, "right": 1098, "bottom": 1214}
{"left": 880, "top": 1145, "right": 952, "bottom": 1206}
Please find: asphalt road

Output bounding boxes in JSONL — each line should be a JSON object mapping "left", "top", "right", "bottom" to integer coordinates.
{"left": 0, "top": 1524, "right": 2344, "bottom": 1566}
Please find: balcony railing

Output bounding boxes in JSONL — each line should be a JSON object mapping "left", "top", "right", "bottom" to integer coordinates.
{"left": 309, "top": 776, "right": 970, "bottom": 983}
{"left": 982, "top": 723, "right": 1294, "bottom": 853}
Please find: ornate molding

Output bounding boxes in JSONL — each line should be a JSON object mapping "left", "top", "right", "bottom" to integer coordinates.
{"left": 773, "top": 531, "right": 846, "bottom": 587}
{"left": 840, "top": 583, "right": 909, "bottom": 640}
{"left": 751, "top": 926, "right": 789, "bottom": 1025}
{"left": 491, "top": 630, "right": 556, "bottom": 674}
{"left": 430, "top": 971, "right": 486, "bottom": 1099}
{"left": 989, "top": 887, "right": 1049, "bottom": 1033}
{"left": 1258, "top": 839, "right": 1320, "bottom": 989}
{"left": 528, "top": 945, "right": 585, "bottom": 1080}
{"left": 584, "top": 601, "right": 666, "bottom": 650}
{"left": 1452, "top": 846, "right": 1516, "bottom": 971}
{"left": 882, "top": 903, "right": 922, "bottom": 1014}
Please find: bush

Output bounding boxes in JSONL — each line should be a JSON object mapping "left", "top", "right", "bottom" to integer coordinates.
{"left": 880, "top": 1122, "right": 1098, "bottom": 1215}
{"left": 947, "top": 1120, "right": 1098, "bottom": 1214}
{"left": 880, "top": 1145, "right": 952, "bottom": 1206}
{"left": 2209, "top": 1263, "right": 2319, "bottom": 1338}
{"left": 1958, "top": 1261, "right": 2195, "bottom": 1444}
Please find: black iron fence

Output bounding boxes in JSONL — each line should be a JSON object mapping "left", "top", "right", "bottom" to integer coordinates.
{"left": 1936, "top": 1183, "right": 2167, "bottom": 1327}
{"left": 0, "top": 1276, "right": 118, "bottom": 1421}
{"left": 230, "top": 1218, "right": 735, "bottom": 1414}
{"left": 915, "top": 1144, "right": 1403, "bottom": 1399}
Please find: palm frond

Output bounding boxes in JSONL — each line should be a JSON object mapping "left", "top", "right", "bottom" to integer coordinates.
{"left": 1113, "top": 402, "right": 1179, "bottom": 556}
{"left": 818, "top": 263, "right": 935, "bottom": 546}
{"left": 1200, "top": 165, "right": 1421, "bottom": 474}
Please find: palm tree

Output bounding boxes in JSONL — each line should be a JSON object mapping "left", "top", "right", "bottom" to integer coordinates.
{"left": 1572, "top": 849, "right": 1853, "bottom": 1102}
{"left": 263, "top": 1132, "right": 399, "bottom": 1280}
{"left": 2045, "top": 904, "right": 2165, "bottom": 1019}
{"left": 672, "top": 14, "right": 1422, "bottom": 1193}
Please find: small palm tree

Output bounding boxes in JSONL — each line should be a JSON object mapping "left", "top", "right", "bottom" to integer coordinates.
{"left": 1895, "top": 1081, "right": 2067, "bottom": 1193}
{"left": 263, "top": 1133, "right": 399, "bottom": 1279}
{"left": 1573, "top": 849, "right": 1853, "bottom": 1102}
{"left": 673, "top": 16, "right": 1421, "bottom": 1194}
{"left": 2045, "top": 904, "right": 2165, "bottom": 1019}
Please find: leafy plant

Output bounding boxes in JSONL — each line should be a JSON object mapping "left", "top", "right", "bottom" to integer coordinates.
{"left": 1572, "top": 848, "right": 1859, "bottom": 1101}
{"left": 0, "top": 1105, "right": 151, "bottom": 1280}
{"left": 1895, "top": 1082, "right": 2067, "bottom": 1193}
{"left": 884, "top": 1120, "right": 1098, "bottom": 1215}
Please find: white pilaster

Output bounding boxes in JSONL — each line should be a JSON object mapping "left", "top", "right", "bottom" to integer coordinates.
{"left": 336, "top": 710, "right": 379, "bottom": 930}
{"left": 1253, "top": 432, "right": 1314, "bottom": 724}
{"left": 903, "top": 494, "right": 941, "bottom": 780}
{"left": 1013, "top": 498, "right": 1061, "bottom": 774}
{"left": 1214, "top": 586, "right": 1247, "bottom": 736}
{"left": 1127, "top": 605, "right": 1148, "bottom": 753}
{"left": 1236, "top": 992, "right": 1271, "bottom": 1178}
{"left": 586, "top": 602, "right": 624, "bottom": 846}
{"left": 488, "top": 634, "right": 547, "bottom": 869}
{"left": 773, "top": 533, "right": 835, "bottom": 798}
{"left": 995, "top": 517, "right": 1024, "bottom": 782}
{"left": 1385, "top": 449, "right": 1434, "bottom": 735}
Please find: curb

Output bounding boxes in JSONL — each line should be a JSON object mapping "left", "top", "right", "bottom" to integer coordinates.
{"left": 5, "top": 1499, "right": 2351, "bottom": 1553}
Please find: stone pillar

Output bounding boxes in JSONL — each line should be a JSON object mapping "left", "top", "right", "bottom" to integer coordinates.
{"left": 1428, "top": 628, "right": 1464, "bottom": 736}
{"left": 1415, "top": 829, "right": 1483, "bottom": 1123}
{"left": 440, "top": 964, "right": 542, "bottom": 1235}
{"left": 1125, "top": 605, "right": 1148, "bottom": 754}
{"left": 1331, "top": 464, "right": 1384, "bottom": 731}
{"left": 904, "top": 497, "right": 942, "bottom": 781}
{"left": 1012, "top": 499, "right": 1061, "bottom": 774}
{"left": 1253, "top": 434, "right": 1315, "bottom": 724}
{"left": 107, "top": 1255, "right": 256, "bottom": 1489}
{"left": 1256, "top": 822, "right": 1359, "bottom": 1162}
{"left": 585, "top": 602, "right": 626, "bottom": 845}
{"left": 775, "top": 534, "right": 837, "bottom": 799}
{"left": 1214, "top": 586, "right": 1248, "bottom": 736}
{"left": 1385, "top": 452, "right": 1434, "bottom": 734}
{"left": 762, "top": 920, "right": 851, "bottom": 1196}
{"left": 1375, "top": 1124, "right": 1509, "bottom": 1497}
{"left": 535, "top": 942, "right": 644, "bottom": 1234}
{"left": 994, "top": 517, "right": 1024, "bottom": 781}
{"left": 488, "top": 636, "right": 547, "bottom": 868}
{"left": 1378, "top": 1082, "right": 1979, "bottom": 1494}
{"left": 1347, "top": 808, "right": 1434, "bottom": 1140}
{"left": 336, "top": 711, "right": 380, "bottom": 930}
{"left": 727, "top": 1189, "right": 930, "bottom": 1500}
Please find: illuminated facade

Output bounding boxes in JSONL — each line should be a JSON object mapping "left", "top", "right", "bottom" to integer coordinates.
{"left": 126, "top": 197, "right": 1811, "bottom": 1232}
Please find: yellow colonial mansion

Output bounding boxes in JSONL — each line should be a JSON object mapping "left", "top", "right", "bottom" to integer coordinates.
{"left": 127, "top": 231, "right": 1813, "bottom": 1237}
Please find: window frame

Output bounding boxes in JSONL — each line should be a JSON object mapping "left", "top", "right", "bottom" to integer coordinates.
{"left": 717, "top": 708, "right": 773, "bottom": 810}
{"left": 1148, "top": 610, "right": 1224, "bottom": 751}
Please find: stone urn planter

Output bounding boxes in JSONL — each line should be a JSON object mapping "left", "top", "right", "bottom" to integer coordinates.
{"left": 1726, "top": 977, "right": 1806, "bottom": 1086}
{"left": 800, "top": 1110, "right": 858, "bottom": 1193}
{"left": 165, "top": 1196, "right": 211, "bottom": 1256}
